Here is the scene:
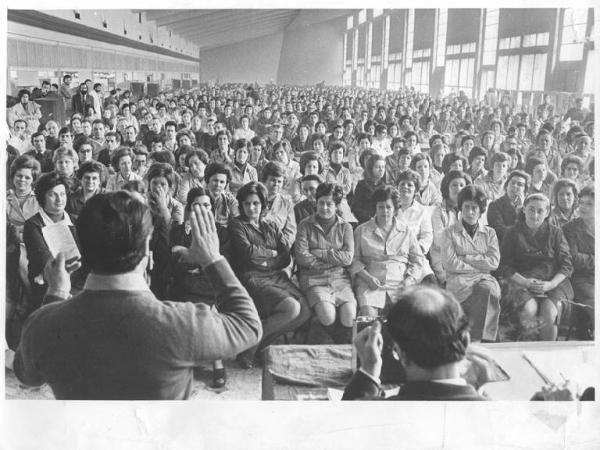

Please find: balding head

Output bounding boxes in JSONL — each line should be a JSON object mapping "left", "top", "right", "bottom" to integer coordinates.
{"left": 387, "top": 286, "right": 470, "bottom": 369}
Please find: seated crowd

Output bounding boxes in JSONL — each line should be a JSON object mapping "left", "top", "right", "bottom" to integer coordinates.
{"left": 6, "top": 83, "right": 595, "bottom": 391}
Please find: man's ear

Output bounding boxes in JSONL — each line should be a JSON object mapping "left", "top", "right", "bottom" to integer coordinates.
{"left": 144, "top": 235, "right": 151, "bottom": 257}
{"left": 393, "top": 342, "right": 409, "bottom": 367}
{"left": 464, "top": 330, "right": 471, "bottom": 349}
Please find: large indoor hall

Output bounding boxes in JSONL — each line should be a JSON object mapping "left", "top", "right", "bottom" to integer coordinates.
{"left": 3, "top": 7, "right": 597, "bottom": 418}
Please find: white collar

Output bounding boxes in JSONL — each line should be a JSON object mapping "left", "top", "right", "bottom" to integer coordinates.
{"left": 431, "top": 377, "right": 467, "bottom": 386}
{"left": 39, "top": 208, "right": 73, "bottom": 227}
{"left": 84, "top": 271, "right": 150, "bottom": 292}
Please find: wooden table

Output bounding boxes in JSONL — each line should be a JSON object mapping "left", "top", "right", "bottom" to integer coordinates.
{"left": 262, "top": 341, "right": 595, "bottom": 400}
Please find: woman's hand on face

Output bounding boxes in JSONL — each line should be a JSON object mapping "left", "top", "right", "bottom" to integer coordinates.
{"left": 150, "top": 185, "right": 169, "bottom": 211}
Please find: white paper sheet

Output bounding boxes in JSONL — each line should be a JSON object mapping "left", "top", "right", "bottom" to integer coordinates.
{"left": 41, "top": 222, "right": 81, "bottom": 261}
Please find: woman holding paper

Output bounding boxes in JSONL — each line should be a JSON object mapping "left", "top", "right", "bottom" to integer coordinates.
{"left": 23, "top": 172, "right": 83, "bottom": 316}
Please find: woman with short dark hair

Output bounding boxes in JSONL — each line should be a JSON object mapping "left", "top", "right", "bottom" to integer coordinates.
{"left": 204, "top": 162, "right": 239, "bottom": 227}
{"left": 260, "top": 162, "right": 296, "bottom": 246}
{"left": 106, "top": 147, "right": 141, "bottom": 191}
{"left": 271, "top": 140, "right": 301, "bottom": 202}
{"left": 23, "top": 172, "right": 84, "bottom": 315}
{"left": 441, "top": 185, "right": 501, "bottom": 341}
{"left": 526, "top": 156, "right": 556, "bottom": 199}
{"left": 230, "top": 182, "right": 310, "bottom": 367}
{"left": 67, "top": 161, "right": 106, "bottom": 220}
{"left": 351, "top": 186, "right": 426, "bottom": 317}
{"left": 467, "top": 146, "right": 488, "bottom": 183}
{"left": 295, "top": 183, "right": 357, "bottom": 343}
{"left": 175, "top": 149, "right": 210, "bottom": 204}
{"left": 549, "top": 179, "right": 578, "bottom": 228}
{"left": 352, "top": 154, "right": 387, "bottom": 224}
{"left": 146, "top": 162, "right": 184, "bottom": 299}
{"left": 430, "top": 170, "right": 473, "bottom": 284}
{"left": 487, "top": 170, "right": 530, "bottom": 244}
{"left": 410, "top": 153, "right": 442, "bottom": 208}
{"left": 324, "top": 142, "right": 356, "bottom": 223}
{"left": 229, "top": 139, "right": 258, "bottom": 196}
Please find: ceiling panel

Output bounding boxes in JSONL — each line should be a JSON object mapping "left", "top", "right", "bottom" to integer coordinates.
{"left": 136, "top": 9, "right": 356, "bottom": 51}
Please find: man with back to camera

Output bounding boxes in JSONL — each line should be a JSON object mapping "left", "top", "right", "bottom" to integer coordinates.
{"left": 13, "top": 191, "right": 262, "bottom": 400}
{"left": 343, "top": 285, "right": 486, "bottom": 400}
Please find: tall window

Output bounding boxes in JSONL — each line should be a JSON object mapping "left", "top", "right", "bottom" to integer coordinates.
{"left": 560, "top": 9, "right": 589, "bottom": 61}
{"left": 412, "top": 48, "right": 430, "bottom": 94}
{"left": 444, "top": 58, "right": 475, "bottom": 96}
{"left": 583, "top": 23, "right": 595, "bottom": 94}
{"left": 356, "top": 66, "right": 365, "bottom": 87}
{"left": 387, "top": 62, "right": 402, "bottom": 90}
{"left": 444, "top": 43, "right": 476, "bottom": 96}
{"left": 368, "top": 64, "right": 381, "bottom": 89}
{"left": 383, "top": 15, "right": 390, "bottom": 70}
{"left": 435, "top": 9, "right": 448, "bottom": 67}
{"left": 482, "top": 9, "right": 499, "bottom": 66}
{"left": 495, "top": 33, "right": 549, "bottom": 91}
{"left": 406, "top": 10, "right": 414, "bottom": 69}
{"left": 479, "top": 69, "right": 495, "bottom": 100}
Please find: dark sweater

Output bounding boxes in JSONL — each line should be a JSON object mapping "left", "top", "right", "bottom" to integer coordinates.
{"left": 14, "top": 259, "right": 262, "bottom": 400}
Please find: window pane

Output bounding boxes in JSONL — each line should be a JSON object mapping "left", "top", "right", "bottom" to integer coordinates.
{"left": 518, "top": 54, "right": 534, "bottom": 91}
{"left": 532, "top": 53, "right": 547, "bottom": 90}
{"left": 560, "top": 43, "right": 585, "bottom": 61}
{"left": 496, "top": 55, "right": 509, "bottom": 89}
{"left": 459, "top": 58, "right": 469, "bottom": 89}
{"left": 358, "top": 9, "right": 366, "bottom": 24}
{"left": 523, "top": 34, "right": 536, "bottom": 47}
{"left": 466, "top": 58, "right": 475, "bottom": 87}
{"left": 506, "top": 54, "right": 519, "bottom": 89}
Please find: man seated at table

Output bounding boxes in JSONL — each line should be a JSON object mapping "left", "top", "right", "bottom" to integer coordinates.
{"left": 343, "top": 285, "right": 486, "bottom": 400}
{"left": 12, "top": 191, "right": 262, "bottom": 400}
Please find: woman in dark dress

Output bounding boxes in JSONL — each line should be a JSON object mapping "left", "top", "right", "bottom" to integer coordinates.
{"left": 351, "top": 154, "right": 387, "bottom": 224}
{"left": 229, "top": 182, "right": 310, "bottom": 368}
{"left": 499, "top": 193, "right": 574, "bottom": 341}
